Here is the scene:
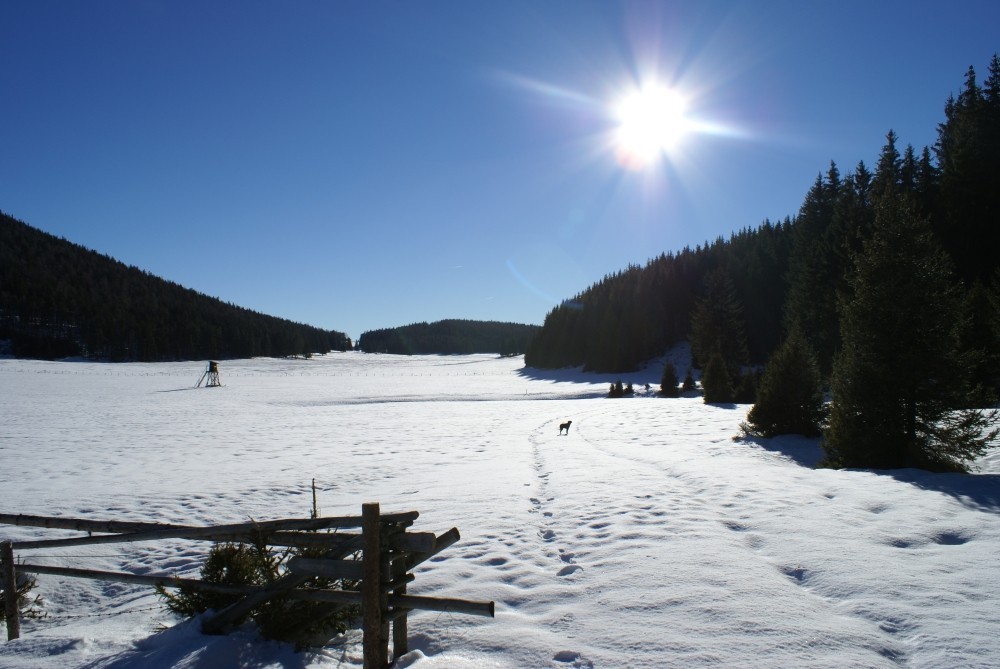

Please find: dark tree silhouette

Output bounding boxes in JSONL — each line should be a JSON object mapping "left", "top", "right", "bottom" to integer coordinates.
{"left": 660, "top": 362, "right": 680, "bottom": 397}
{"left": 745, "top": 329, "right": 825, "bottom": 438}
{"left": 824, "top": 197, "right": 998, "bottom": 471}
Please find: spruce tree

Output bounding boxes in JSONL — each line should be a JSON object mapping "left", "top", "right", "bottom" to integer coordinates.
{"left": 660, "top": 361, "right": 680, "bottom": 397}
{"left": 745, "top": 329, "right": 825, "bottom": 437}
{"left": 783, "top": 168, "right": 842, "bottom": 375}
{"left": 690, "top": 267, "right": 748, "bottom": 382}
{"left": 682, "top": 368, "right": 696, "bottom": 393}
{"left": 823, "top": 197, "right": 998, "bottom": 471}
{"left": 702, "top": 353, "right": 734, "bottom": 404}
{"left": 935, "top": 58, "right": 1000, "bottom": 283}
{"left": 735, "top": 370, "right": 758, "bottom": 404}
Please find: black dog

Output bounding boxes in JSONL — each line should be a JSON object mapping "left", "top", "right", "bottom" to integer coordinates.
{"left": 559, "top": 420, "right": 572, "bottom": 435}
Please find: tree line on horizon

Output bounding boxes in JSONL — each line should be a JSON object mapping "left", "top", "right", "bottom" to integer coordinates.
{"left": 0, "top": 212, "right": 352, "bottom": 361}
{"left": 357, "top": 319, "right": 538, "bottom": 356}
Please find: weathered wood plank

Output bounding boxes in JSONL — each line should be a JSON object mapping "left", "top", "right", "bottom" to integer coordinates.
{"left": 16, "top": 563, "right": 495, "bottom": 617}
{"left": 13, "top": 529, "right": 361, "bottom": 552}
{"left": 404, "top": 527, "right": 460, "bottom": 571}
{"left": 391, "top": 593, "right": 494, "bottom": 617}
{"left": 290, "top": 590, "right": 495, "bottom": 617}
{"left": 362, "top": 503, "right": 388, "bottom": 669}
{"left": 2, "top": 540, "right": 20, "bottom": 641}
{"left": 285, "top": 557, "right": 363, "bottom": 580}
{"left": 15, "top": 562, "right": 253, "bottom": 595}
{"left": 0, "top": 511, "right": 419, "bottom": 537}
{"left": 0, "top": 513, "right": 184, "bottom": 535}
{"left": 391, "top": 584, "right": 409, "bottom": 656}
{"left": 387, "top": 531, "right": 436, "bottom": 554}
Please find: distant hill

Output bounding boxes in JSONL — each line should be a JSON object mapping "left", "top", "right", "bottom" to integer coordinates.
{"left": 0, "top": 212, "right": 352, "bottom": 361}
{"left": 357, "top": 319, "right": 539, "bottom": 356}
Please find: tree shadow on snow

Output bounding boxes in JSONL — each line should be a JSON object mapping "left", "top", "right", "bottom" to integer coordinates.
{"left": 517, "top": 363, "right": 666, "bottom": 388}
{"left": 737, "top": 433, "right": 826, "bottom": 469}
{"left": 78, "top": 617, "right": 320, "bottom": 669}
{"left": 886, "top": 469, "right": 1000, "bottom": 514}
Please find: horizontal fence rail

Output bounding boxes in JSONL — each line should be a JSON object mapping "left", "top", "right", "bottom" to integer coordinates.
{"left": 1, "top": 504, "right": 493, "bottom": 669}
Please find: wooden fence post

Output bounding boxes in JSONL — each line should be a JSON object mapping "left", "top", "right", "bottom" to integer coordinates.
{"left": 392, "top": 580, "right": 409, "bottom": 658}
{"left": 362, "top": 503, "right": 388, "bottom": 669}
{"left": 2, "top": 540, "right": 20, "bottom": 641}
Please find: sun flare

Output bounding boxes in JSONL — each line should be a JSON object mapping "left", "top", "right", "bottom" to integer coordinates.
{"left": 614, "top": 85, "right": 690, "bottom": 169}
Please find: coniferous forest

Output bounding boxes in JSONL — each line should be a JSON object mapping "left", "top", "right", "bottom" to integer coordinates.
{"left": 0, "top": 212, "right": 352, "bottom": 361}
{"left": 357, "top": 319, "right": 538, "bottom": 356}
{"left": 526, "top": 56, "right": 1000, "bottom": 387}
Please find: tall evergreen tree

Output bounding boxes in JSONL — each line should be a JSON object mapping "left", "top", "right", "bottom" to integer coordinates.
{"left": 935, "top": 58, "right": 1000, "bottom": 283}
{"left": 784, "top": 167, "right": 842, "bottom": 374}
{"left": 824, "top": 197, "right": 998, "bottom": 472}
{"left": 689, "top": 267, "right": 748, "bottom": 382}
{"left": 871, "top": 130, "right": 902, "bottom": 203}
{"left": 701, "top": 352, "right": 734, "bottom": 404}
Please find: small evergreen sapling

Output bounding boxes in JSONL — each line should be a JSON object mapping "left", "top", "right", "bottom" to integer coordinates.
{"left": 744, "top": 330, "right": 826, "bottom": 437}
{"left": 702, "top": 353, "right": 734, "bottom": 404}
{"left": 682, "top": 368, "right": 697, "bottom": 393}
{"left": 0, "top": 571, "right": 44, "bottom": 623}
{"left": 660, "top": 362, "right": 680, "bottom": 397}
{"left": 156, "top": 536, "right": 361, "bottom": 648}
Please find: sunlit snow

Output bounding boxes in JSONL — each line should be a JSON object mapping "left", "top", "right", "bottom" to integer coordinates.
{"left": 1, "top": 351, "right": 998, "bottom": 668}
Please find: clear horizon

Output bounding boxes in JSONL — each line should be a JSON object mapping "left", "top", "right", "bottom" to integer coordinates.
{"left": 2, "top": 1, "right": 997, "bottom": 342}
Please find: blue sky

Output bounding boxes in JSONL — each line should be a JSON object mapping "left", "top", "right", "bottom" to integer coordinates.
{"left": 2, "top": 1, "right": 997, "bottom": 342}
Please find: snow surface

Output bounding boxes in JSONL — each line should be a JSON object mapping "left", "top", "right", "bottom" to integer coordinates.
{"left": 1, "top": 351, "right": 999, "bottom": 668}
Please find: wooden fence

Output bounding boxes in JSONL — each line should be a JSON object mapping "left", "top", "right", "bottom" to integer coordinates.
{"left": 0, "top": 503, "right": 494, "bottom": 668}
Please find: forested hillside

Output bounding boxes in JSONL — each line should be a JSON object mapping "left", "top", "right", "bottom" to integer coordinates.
{"left": 0, "top": 213, "right": 352, "bottom": 361}
{"left": 357, "top": 319, "right": 538, "bottom": 355}
{"left": 527, "top": 56, "right": 1000, "bottom": 382}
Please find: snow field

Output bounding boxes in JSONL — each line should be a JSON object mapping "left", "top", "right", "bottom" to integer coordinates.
{"left": 1, "top": 352, "right": 998, "bottom": 668}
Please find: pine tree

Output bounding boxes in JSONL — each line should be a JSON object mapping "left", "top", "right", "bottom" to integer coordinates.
{"left": 682, "top": 368, "right": 696, "bottom": 393}
{"left": 660, "top": 361, "right": 680, "bottom": 397}
{"left": 823, "top": 197, "right": 998, "bottom": 471}
{"left": 872, "top": 130, "right": 902, "bottom": 202}
{"left": 745, "top": 329, "right": 825, "bottom": 437}
{"left": 702, "top": 353, "right": 734, "bottom": 404}
{"left": 735, "top": 370, "right": 758, "bottom": 404}
{"left": 783, "top": 166, "right": 843, "bottom": 375}
{"left": 935, "top": 58, "right": 1000, "bottom": 283}
{"left": 690, "top": 267, "right": 748, "bottom": 382}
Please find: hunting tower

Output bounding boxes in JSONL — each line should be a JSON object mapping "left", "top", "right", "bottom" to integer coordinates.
{"left": 196, "top": 361, "right": 222, "bottom": 388}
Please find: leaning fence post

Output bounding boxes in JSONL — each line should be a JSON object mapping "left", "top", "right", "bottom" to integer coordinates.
{"left": 392, "top": 580, "right": 409, "bottom": 658}
{"left": 362, "top": 503, "right": 388, "bottom": 669}
{"left": 2, "top": 540, "right": 20, "bottom": 641}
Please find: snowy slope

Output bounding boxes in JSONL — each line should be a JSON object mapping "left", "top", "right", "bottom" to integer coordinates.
{"left": 1, "top": 352, "right": 998, "bottom": 668}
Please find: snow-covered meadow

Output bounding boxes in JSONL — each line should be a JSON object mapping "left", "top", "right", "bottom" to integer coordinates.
{"left": 1, "top": 351, "right": 999, "bottom": 668}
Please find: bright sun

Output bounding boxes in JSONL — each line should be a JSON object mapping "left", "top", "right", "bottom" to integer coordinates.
{"left": 614, "top": 85, "right": 689, "bottom": 169}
